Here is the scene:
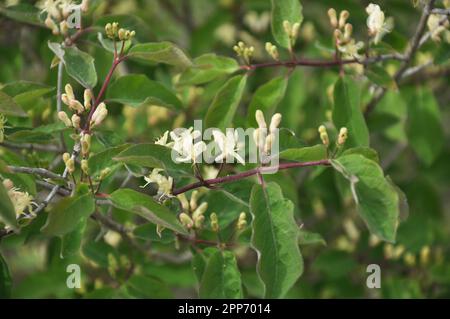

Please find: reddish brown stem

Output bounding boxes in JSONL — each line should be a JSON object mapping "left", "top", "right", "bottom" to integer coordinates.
{"left": 172, "top": 159, "right": 330, "bottom": 195}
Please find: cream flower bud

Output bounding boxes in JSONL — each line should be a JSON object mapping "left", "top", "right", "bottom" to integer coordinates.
{"left": 65, "top": 84, "right": 75, "bottom": 101}
{"left": 292, "top": 22, "right": 301, "bottom": 38}
{"left": 264, "top": 133, "right": 274, "bottom": 154}
{"left": 45, "top": 17, "right": 59, "bottom": 35}
{"left": 269, "top": 113, "right": 282, "bottom": 133}
{"left": 81, "top": 0, "right": 89, "bottom": 12}
{"left": 60, "top": 21, "right": 69, "bottom": 35}
{"left": 81, "top": 133, "right": 91, "bottom": 157}
{"left": 192, "top": 202, "right": 208, "bottom": 221}
{"left": 84, "top": 89, "right": 93, "bottom": 110}
{"left": 328, "top": 8, "right": 338, "bottom": 28}
{"left": 2, "top": 179, "right": 14, "bottom": 190}
{"left": 62, "top": 152, "right": 71, "bottom": 164}
{"left": 210, "top": 213, "right": 219, "bottom": 232}
{"left": 71, "top": 114, "right": 81, "bottom": 129}
{"left": 283, "top": 20, "right": 291, "bottom": 35}
{"left": 255, "top": 110, "right": 267, "bottom": 129}
{"left": 61, "top": 94, "right": 70, "bottom": 106}
{"left": 337, "top": 127, "right": 348, "bottom": 145}
{"left": 99, "top": 168, "right": 111, "bottom": 180}
{"left": 65, "top": 158, "right": 75, "bottom": 174}
{"left": 91, "top": 102, "right": 108, "bottom": 127}
{"left": 237, "top": 212, "right": 247, "bottom": 230}
{"left": 118, "top": 28, "right": 126, "bottom": 41}
{"left": 58, "top": 111, "right": 72, "bottom": 127}
{"left": 339, "top": 10, "right": 350, "bottom": 29}
{"left": 81, "top": 159, "right": 89, "bottom": 175}
{"left": 344, "top": 23, "right": 353, "bottom": 41}
{"left": 177, "top": 193, "right": 190, "bottom": 212}
{"left": 180, "top": 213, "right": 194, "bottom": 229}
{"left": 190, "top": 190, "right": 199, "bottom": 211}
{"left": 69, "top": 99, "right": 85, "bottom": 114}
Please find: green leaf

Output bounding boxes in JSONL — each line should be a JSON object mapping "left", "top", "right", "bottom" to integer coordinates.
{"left": 199, "top": 248, "right": 243, "bottom": 299}
{"left": 2, "top": 81, "right": 54, "bottom": 110}
{"left": 60, "top": 219, "right": 87, "bottom": 258}
{"left": 331, "top": 154, "right": 400, "bottom": 242}
{"left": 341, "top": 147, "right": 380, "bottom": 163}
{"left": 129, "top": 42, "right": 192, "bottom": 69}
{"left": 179, "top": 54, "right": 239, "bottom": 85}
{"left": 0, "top": 253, "right": 12, "bottom": 298}
{"left": 109, "top": 188, "right": 189, "bottom": 235}
{"left": 247, "top": 76, "right": 288, "bottom": 127}
{"left": 0, "top": 4, "right": 42, "bottom": 26}
{"left": 271, "top": 0, "right": 303, "bottom": 48}
{"left": 405, "top": 88, "right": 444, "bottom": 166}
{"left": 41, "top": 191, "right": 95, "bottom": 237}
{"left": 333, "top": 76, "right": 369, "bottom": 147}
{"left": 48, "top": 42, "right": 98, "bottom": 88}
{"left": 106, "top": 74, "right": 182, "bottom": 109}
{"left": 298, "top": 229, "right": 326, "bottom": 246}
{"left": 279, "top": 144, "right": 327, "bottom": 162}
{"left": 88, "top": 144, "right": 129, "bottom": 177}
{"left": 0, "top": 180, "right": 18, "bottom": 231}
{"left": 366, "top": 65, "right": 397, "bottom": 90}
{"left": 126, "top": 275, "right": 172, "bottom": 298}
{"left": 0, "top": 91, "right": 27, "bottom": 117}
{"left": 205, "top": 75, "right": 247, "bottom": 130}
{"left": 250, "top": 182, "right": 303, "bottom": 298}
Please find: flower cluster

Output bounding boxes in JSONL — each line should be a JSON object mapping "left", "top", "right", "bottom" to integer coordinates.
{"left": 253, "top": 110, "right": 282, "bottom": 163}
{"left": 318, "top": 125, "right": 348, "bottom": 148}
{"left": 2, "top": 179, "right": 36, "bottom": 218}
{"left": 42, "top": 0, "right": 89, "bottom": 35}
{"left": 233, "top": 41, "right": 255, "bottom": 65}
{"left": 105, "top": 22, "right": 136, "bottom": 41}
{"left": 427, "top": 14, "right": 450, "bottom": 42}
{"left": 328, "top": 8, "right": 364, "bottom": 60}
{"left": 177, "top": 190, "right": 208, "bottom": 230}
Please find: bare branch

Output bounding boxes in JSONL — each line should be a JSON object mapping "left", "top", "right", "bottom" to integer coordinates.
{"left": 7, "top": 166, "right": 64, "bottom": 181}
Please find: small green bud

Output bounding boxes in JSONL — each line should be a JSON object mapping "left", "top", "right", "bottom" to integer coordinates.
{"left": 81, "top": 159, "right": 89, "bottom": 175}
{"left": 237, "top": 212, "right": 247, "bottom": 230}
{"left": 210, "top": 213, "right": 219, "bottom": 232}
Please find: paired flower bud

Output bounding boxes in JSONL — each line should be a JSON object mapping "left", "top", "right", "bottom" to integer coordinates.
{"left": 81, "top": 159, "right": 89, "bottom": 175}
{"left": 63, "top": 152, "right": 75, "bottom": 174}
{"left": 192, "top": 202, "right": 208, "bottom": 229}
{"left": 233, "top": 41, "right": 254, "bottom": 65}
{"left": 210, "top": 213, "right": 219, "bottom": 232}
{"left": 58, "top": 111, "right": 72, "bottom": 127}
{"left": 90, "top": 102, "right": 108, "bottom": 128}
{"left": 237, "top": 212, "right": 247, "bottom": 231}
{"left": 283, "top": 20, "right": 301, "bottom": 47}
{"left": 81, "top": 133, "right": 91, "bottom": 157}
{"left": 337, "top": 127, "right": 348, "bottom": 146}
{"left": 253, "top": 110, "right": 282, "bottom": 160}
{"left": 318, "top": 125, "right": 329, "bottom": 146}
{"left": 45, "top": 17, "right": 60, "bottom": 35}
{"left": 265, "top": 42, "right": 279, "bottom": 61}
{"left": 180, "top": 213, "right": 194, "bottom": 229}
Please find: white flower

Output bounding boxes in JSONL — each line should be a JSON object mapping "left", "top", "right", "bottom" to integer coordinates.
{"left": 155, "top": 131, "right": 174, "bottom": 148}
{"left": 338, "top": 39, "right": 365, "bottom": 59}
{"left": 366, "top": 3, "right": 392, "bottom": 44}
{"left": 427, "top": 14, "right": 449, "bottom": 42}
{"left": 212, "top": 130, "right": 245, "bottom": 165}
{"left": 170, "top": 128, "right": 206, "bottom": 164}
{"left": 3, "top": 179, "right": 36, "bottom": 217}
{"left": 141, "top": 169, "right": 173, "bottom": 198}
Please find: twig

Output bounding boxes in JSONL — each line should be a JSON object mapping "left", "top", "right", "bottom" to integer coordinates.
{"left": 7, "top": 166, "right": 64, "bottom": 180}
{"left": 56, "top": 61, "right": 67, "bottom": 151}
{"left": 172, "top": 160, "right": 330, "bottom": 195}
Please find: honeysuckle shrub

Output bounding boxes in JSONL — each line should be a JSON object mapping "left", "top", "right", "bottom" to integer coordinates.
{"left": 0, "top": 0, "right": 449, "bottom": 299}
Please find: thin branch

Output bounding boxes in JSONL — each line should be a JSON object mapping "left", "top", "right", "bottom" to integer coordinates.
{"left": 7, "top": 166, "right": 64, "bottom": 180}
{"left": 56, "top": 61, "right": 67, "bottom": 151}
{"left": 364, "top": 0, "right": 438, "bottom": 117}
{"left": 172, "top": 160, "right": 330, "bottom": 195}
{"left": 242, "top": 54, "right": 405, "bottom": 72}
{"left": 431, "top": 8, "right": 450, "bottom": 15}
